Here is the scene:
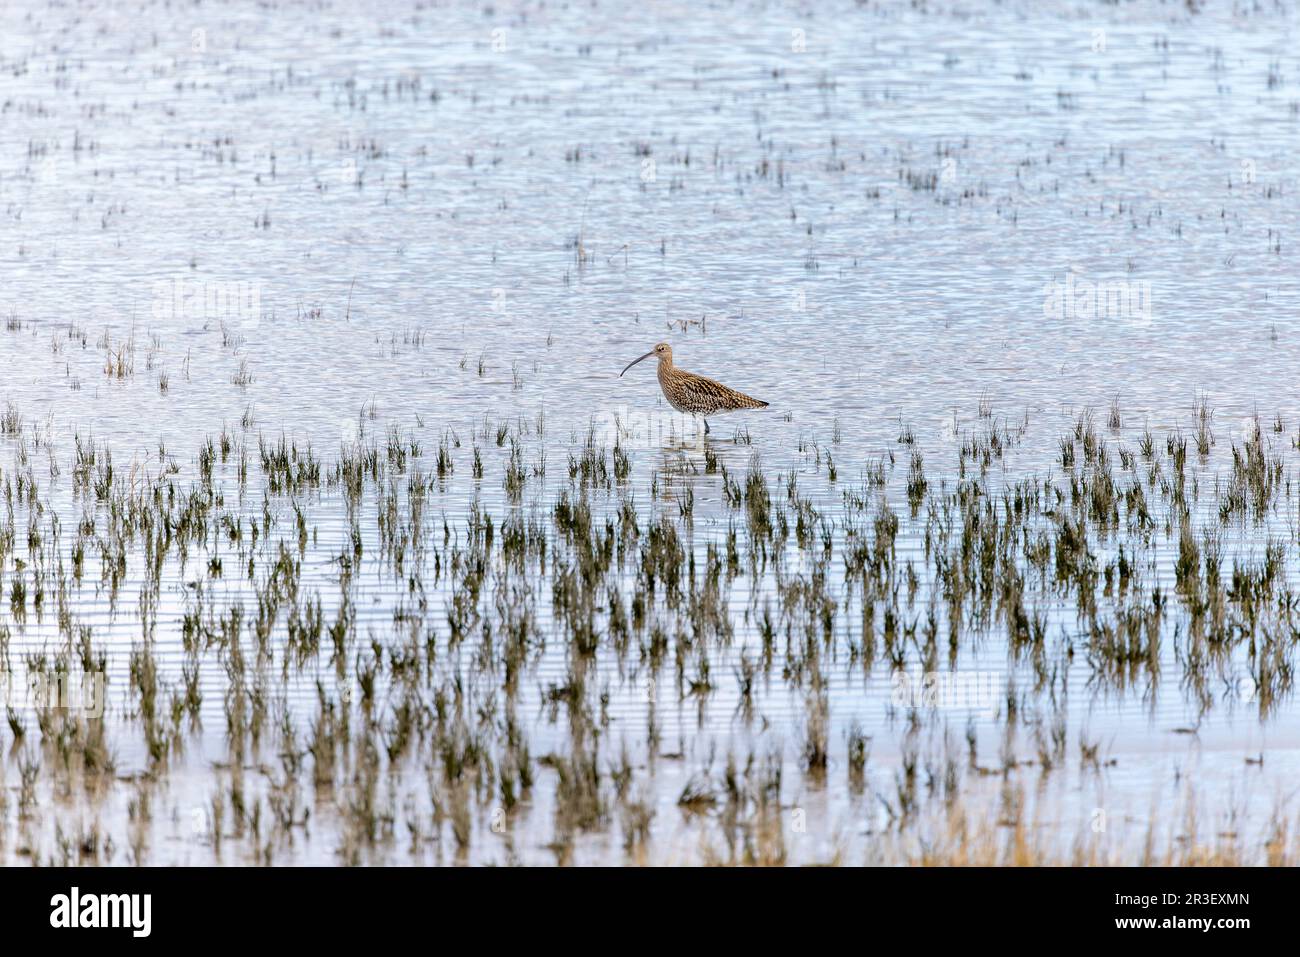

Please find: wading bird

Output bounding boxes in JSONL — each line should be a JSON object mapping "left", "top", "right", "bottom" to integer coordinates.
{"left": 620, "top": 342, "right": 768, "bottom": 435}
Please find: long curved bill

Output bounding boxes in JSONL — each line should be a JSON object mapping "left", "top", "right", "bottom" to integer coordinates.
{"left": 620, "top": 350, "right": 655, "bottom": 377}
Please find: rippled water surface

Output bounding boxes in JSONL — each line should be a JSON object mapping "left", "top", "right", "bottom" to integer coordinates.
{"left": 2, "top": 0, "right": 1299, "bottom": 865}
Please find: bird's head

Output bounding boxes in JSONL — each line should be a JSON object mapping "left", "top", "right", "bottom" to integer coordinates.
{"left": 620, "top": 341, "right": 672, "bottom": 376}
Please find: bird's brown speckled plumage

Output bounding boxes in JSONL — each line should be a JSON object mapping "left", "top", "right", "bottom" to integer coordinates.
{"left": 656, "top": 360, "right": 768, "bottom": 414}
{"left": 620, "top": 342, "right": 768, "bottom": 432}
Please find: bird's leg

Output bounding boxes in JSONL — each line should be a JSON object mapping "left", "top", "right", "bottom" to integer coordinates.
{"left": 703, "top": 418, "right": 710, "bottom": 436}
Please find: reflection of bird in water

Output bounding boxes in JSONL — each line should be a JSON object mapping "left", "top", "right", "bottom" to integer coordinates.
{"left": 620, "top": 342, "right": 768, "bottom": 435}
